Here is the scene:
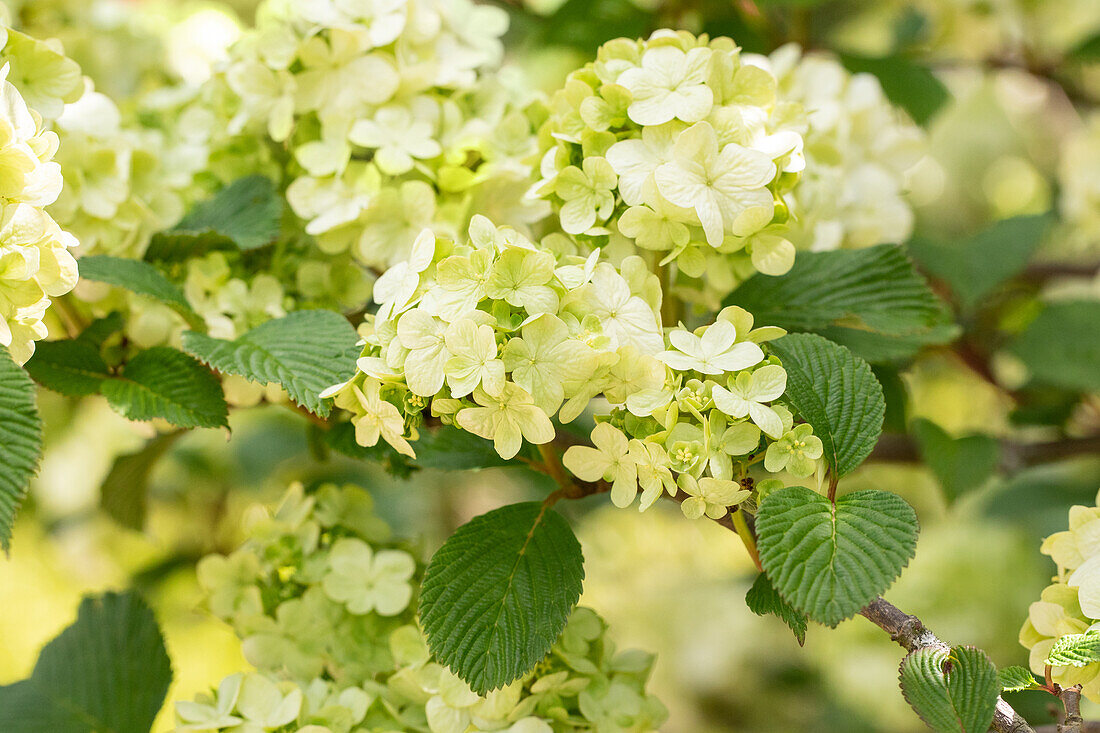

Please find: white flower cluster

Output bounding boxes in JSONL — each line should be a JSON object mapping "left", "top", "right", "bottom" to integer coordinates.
{"left": 0, "top": 20, "right": 80, "bottom": 363}
{"left": 532, "top": 31, "right": 806, "bottom": 302}
{"left": 219, "top": 0, "right": 546, "bottom": 270}
{"left": 184, "top": 252, "right": 289, "bottom": 340}
{"left": 750, "top": 45, "right": 926, "bottom": 252}
{"left": 1021, "top": 487, "right": 1100, "bottom": 701}
{"left": 179, "top": 482, "right": 668, "bottom": 733}
{"left": 1057, "top": 113, "right": 1100, "bottom": 255}
{"left": 326, "top": 216, "right": 822, "bottom": 518}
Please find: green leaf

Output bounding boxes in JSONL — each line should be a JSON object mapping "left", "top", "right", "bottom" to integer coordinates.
{"left": 77, "top": 313, "right": 124, "bottom": 349}
{"left": 100, "top": 347, "right": 228, "bottom": 428}
{"left": 182, "top": 310, "right": 360, "bottom": 417}
{"left": 144, "top": 175, "right": 282, "bottom": 260}
{"left": 769, "top": 334, "right": 886, "bottom": 477}
{"left": 726, "top": 244, "right": 956, "bottom": 362}
{"left": 0, "top": 346, "right": 42, "bottom": 551}
{"left": 899, "top": 645, "right": 1000, "bottom": 733}
{"left": 100, "top": 433, "right": 183, "bottom": 531}
{"left": 0, "top": 591, "right": 172, "bottom": 733}
{"left": 756, "top": 486, "right": 919, "bottom": 626}
{"left": 745, "top": 572, "right": 808, "bottom": 645}
{"left": 997, "top": 665, "right": 1038, "bottom": 692}
{"left": 1045, "top": 631, "right": 1100, "bottom": 667}
{"left": 77, "top": 256, "right": 202, "bottom": 328}
{"left": 908, "top": 214, "right": 1052, "bottom": 310}
{"left": 1009, "top": 301, "right": 1100, "bottom": 394}
{"left": 24, "top": 339, "right": 110, "bottom": 397}
{"left": 838, "top": 52, "right": 949, "bottom": 125}
{"left": 1069, "top": 32, "right": 1100, "bottom": 61}
{"left": 419, "top": 502, "right": 584, "bottom": 694}
{"left": 911, "top": 419, "right": 1000, "bottom": 503}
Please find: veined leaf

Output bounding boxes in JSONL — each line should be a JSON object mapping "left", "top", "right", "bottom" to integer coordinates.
{"left": 182, "top": 310, "right": 359, "bottom": 417}
{"left": 100, "top": 432, "right": 184, "bottom": 531}
{"left": 144, "top": 175, "right": 282, "bottom": 260}
{"left": 756, "top": 486, "right": 918, "bottom": 626}
{"left": 1009, "top": 301, "right": 1100, "bottom": 394}
{"left": 0, "top": 346, "right": 43, "bottom": 551}
{"left": 769, "top": 334, "right": 885, "bottom": 478}
{"left": 1045, "top": 631, "right": 1100, "bottom": 667}
{"left": 997, "top": 665, "right": 1038, "bottom": 692}
{"left": 24, "top": 339, "right": 111, "bottom": 397}
{"left": 745, "top": 572, "right": 808, "bottom": 645}
{"left": 78, "top": 256, "right": 202, "bottom": 328}
{"left": 0, "top": 592, "right": 172, "bottom": 733}
{"left": 911, "top": 419, "right": 1000, "bottom": 503}
{"left": 899, "top": 646, "right": 1000, "bottom": 733}
{"left": 101, "top": 347, "right": 228, "bottom": 428}
{"left": 419, "top": 502, "right": 584, "bottom": 694}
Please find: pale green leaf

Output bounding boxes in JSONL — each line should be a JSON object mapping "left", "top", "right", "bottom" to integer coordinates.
{"left": 419, "top": 502, "right": 584, "bottom": 694}
{"left": 181, "top": 310, "right": 359, "bottom": 416}
{"left": 899, "top": 646, "right": 1000, "bottom": 733}
{"left": 0, "top": 346, "right": 42, "bottom": 551}
{"left": 997, "top": 665, "right": 1038, "bottom": 692}
{"left": 1046, "top": 631, "right": 1100, "bottom": 667}
{"left": 0, "top": 591, "right": 172, "bottom": 733}
{"left": 769, "top": 334, "right": 885, "bottom": 477}
{"left": 756, "top": 486, "right": 918, "bottom": 626}
{"left": 100, "top": 347, "right": 228, "bottom": 428}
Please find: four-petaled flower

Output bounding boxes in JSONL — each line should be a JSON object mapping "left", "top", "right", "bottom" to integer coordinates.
{"left": 455, "top": 383, "right": 556, "bottom": 459}
{"left": 322, "top": 537, "right": 416, "bottom": 616}
{"left": 677, "top": 474, "right": 750, "bottom": 520}
{"left": 618, "top": 46, "right": 714, "bottom": 126}
{"left": 659, "top": 320, "right": 765, "bottom": 375}
{"left": 764, "top": 423, "right": 823, "bottom": 477}
{"left": 340, "top": 380, "right": 415, "bottom": 457}
{"left": 444, "top": 318, "right": 506, "bottom": 398}
{"left": 712, "top": 364, "right": 788, "bottom": 439}
{"left": 563, "top": 423, "right": 638, "bottom": 508}
{"left": 555, "top": 157, "right": 617, "bottom": 235}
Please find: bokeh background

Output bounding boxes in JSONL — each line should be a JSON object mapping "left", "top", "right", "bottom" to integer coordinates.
{"left": 2, "top": 0, "right": 1100, "bottom": 731}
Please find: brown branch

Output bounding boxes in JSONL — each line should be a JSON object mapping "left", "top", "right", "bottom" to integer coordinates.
{"left": 1058, "top": 685, "right": 1085, "bottom": 733}
{"left": 1036, "top": 726, "right": 1100, "bottom": 733}
{"left": 859, "top": 598, "right": 1036, "bottom": 733}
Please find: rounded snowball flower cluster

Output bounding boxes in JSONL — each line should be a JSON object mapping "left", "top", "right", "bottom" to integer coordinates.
{"left": 1021, "top": 487, "right": 1100, "bottom": 701}
{"left": 0, "top": 22, "right": 81, "bottom": 364}
{"left": 220, "top": 0, "right": 546, "bottom": 270}
{"left": 532, "top": 30, "right": 806, "bottom": 302}
{"left": 325, "top": 216, "right": 822, "bottom": 518}
{"left": 750, "top": 44, "right": 926, "bottom": 252}
{"left": 181, "top": 482, "right": 668, "bottom": 733}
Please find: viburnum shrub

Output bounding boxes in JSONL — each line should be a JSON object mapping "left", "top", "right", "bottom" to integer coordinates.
{"left": 0, "top": 1, "right": 1099, "bottom": 732}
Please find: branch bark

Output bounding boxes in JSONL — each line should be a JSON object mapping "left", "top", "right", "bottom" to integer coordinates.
{"left": 859, "top": 598, "right": 1036, "bottom": 733}
{"left": 1058, "top": 685, "right": 1084, "bottom": 733}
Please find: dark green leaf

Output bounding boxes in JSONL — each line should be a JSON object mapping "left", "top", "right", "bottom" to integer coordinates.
{"left": 769, "top": 334, "right": 886, "bottom": 477}
{"left": 756, "top": 486, "right": 919, "bottom": 626}
{"left": 899, "top": 646, "right": 1000, "bottom": 733}
{"left": 100, "top": 433, "right": 183, "bottom": 530}
{"left": 911, "top": 419, "right": 1000, "bottom": 503}
{"left": 145, "top": 175, "right": 282, "bottom": 260}
{"left": 101, "top": 347, "right": 228, "bottom": 428}
{"left": 1009, "top": 301, "right": 1100, "bottom": 394}
{"left": 0, "top": 346, "right": 42, "bottom": 551}
{"left": 78, "top": 256, "right": 202, "bottom": 328}
{"left": 0, "top": 591, "right": 172, "bottom": 733}
{"left": 1069, "top": 33, "right": 1100, "bottom": 61}
{"left": 839, "top": 52, "right": 949, "bottom": 125}
{"left": 745, "top": 572, "right": 808, "bottom": 645}
{"left": 419, "top": 502, "right": 584, "bottom": 693}
{"left": 908, "top": 214, "right": 1052, "bottom": 309}
{"left": 24, "top": 339, "right": 110, "bottom": 397}
{"left": 726, "top": 244, "right": 956, "bottom": 362}
{"left": 182, "top": 310, "right": 359, "bottom": 416}
{"left": 77, "top": 313, "right": 124, "bottom": 349}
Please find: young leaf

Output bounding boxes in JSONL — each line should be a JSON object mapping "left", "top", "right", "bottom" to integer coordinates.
{"left": 24, "top": 339, "right": 111, "bottom": 397}
{"left": 908, "top": 214, "right": 1052, "bottom": 310}
{"left": 745, "top": 572, "right": 808, "bottom": 645}
{"left": 899, "top": 646, "right": 1000, "bottom": 733}
{"left": 144, "top": 175, "right": 282, "bottom": 260}
{"left": 756, "top": 486, "right": 919, "bottom": 626}
{"left": 182, "top": 310, "right": 360, "bottom": 417}
{"left": 1045, "top": 631, "right": 1100, "bottom": 667}
{"left": 100, "top": 432, "right": 183, "bottom": 531}
{"left": 0, "top": 591, "right": 172, "bottom": 733}
{"left": 911, "top": 419, "right": 1000, "bottom": 503}
{"left": 725, "top": 244, "right": 955, "bottom": 362}
{"left": 77, "top": 256, "right": 203, "bottom": 328}
{"left": 997, "top": 665, "right": 1038, "bottom": 692}
{"left": 1009, "top": 301, "right": 1100, "bottom": 394}
{"left": 100, "top": 347, "right": 229, "bottom": 428}
{"left": 0, "top": 346, "right": 43, "bottom": 551}
{"left": 838, "top": 52, "right": 949, "bottom": 125}
{"left": 769, "top": 334, "right": 886, "bottom": 478}
{"left": 419, "top": 502, "right": 584, "bottom": 694}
